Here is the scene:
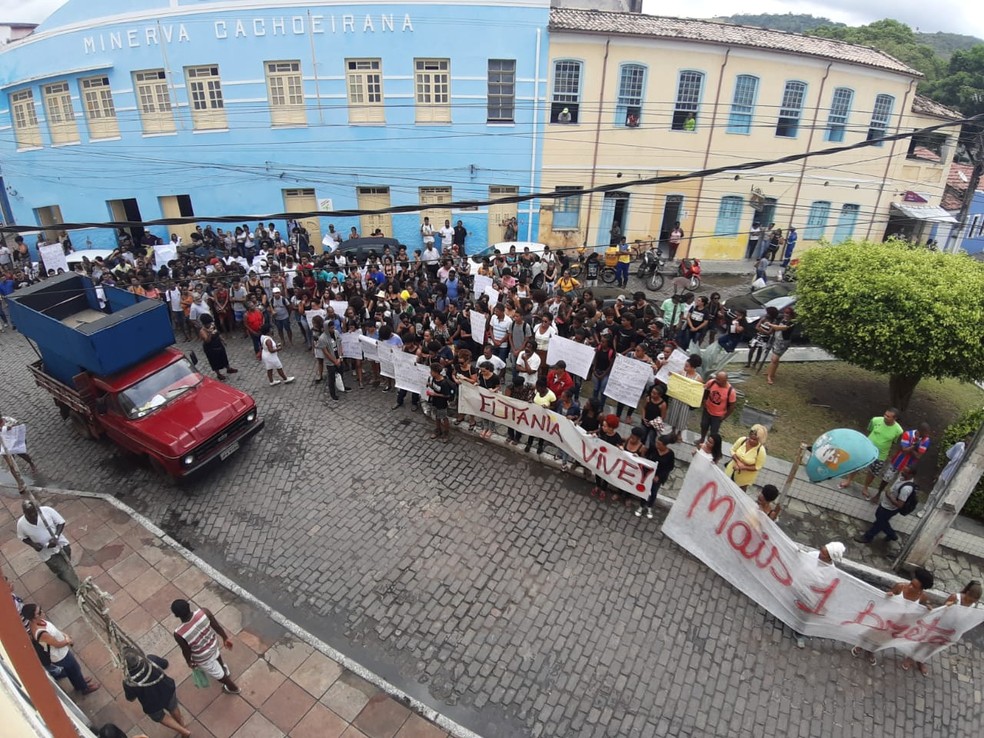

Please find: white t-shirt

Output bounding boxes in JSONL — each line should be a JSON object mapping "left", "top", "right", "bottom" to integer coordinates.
{"left": 440, "top": 226, "right": 454, "bottom": 248}
{"left": 478, "top": 354, "right": 506, "bottom": 374}
{"left": 880, "top": 479, "right": 914, "bottom": 512}
{"left": 422, "top": 246, "right": 440, "bottom": 264}
{"left": 421, "top": 223, "right": 435, "bottom": 244}
{"left": 32, "top": 619, "right": 70, "bottom": 663}
{"left": 534, "top": 324, "right": 557, "bottom": 352}
{"left": 167, "top": 288, "right": 182, "bottom": 311}
{"left": 17, "top": 507, "right": 69, "bottom": 562}
{"left": 517, "top": 350, "right": 541, "bottom": 384}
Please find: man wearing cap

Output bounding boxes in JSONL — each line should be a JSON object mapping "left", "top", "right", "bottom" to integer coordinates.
{"left": 17, "top": 501, "right": 80, "bottom": 592}
{"left": 558, "top": 107, "right": 572, "bottom": 123}
{"left": 270, "top": 286, "right": 294, "bottom": 348}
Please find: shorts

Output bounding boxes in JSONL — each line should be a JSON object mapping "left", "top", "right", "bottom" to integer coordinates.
{"left": 867, "top": 459, "right": 885, "bottom": 477}
{"left": 431, "top": 406, "right": 449, "bottom": 420}
{"left": 194, "top": 653, "right": 227, "bottom": 680}
{"left": 148, "top": 692, "right": 179, "bottom": 722}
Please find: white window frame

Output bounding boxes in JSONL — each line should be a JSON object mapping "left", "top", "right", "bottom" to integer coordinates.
{"left": 346, "top": 58, "right": 384, "bottom": 124}
{"left": 615, "top": 63, "right": 646, "bottom": 127}
{"left": 867, "top": 94, "right": 894, "bottom": 145}
{"left": 10, "top": 89, "right": 42, "bottom": 149}
{"left": 776, "top": 81, "right": 807, "bottom": 138}
{"left": 551, "top": 60, "right": 582, "bottom": 123}
{"left": 672, "top": 70, "right": 703, "bottom": 131}
{"left": 825, "top": 87, "right": 854, "bottom": 143}
{"left": 415, "top": 58, "right": 450, "bottom": 124}
{"left": 42, "top": 81, "right": 79, "bottom": 145}
{"left": 134, "top": 69, "right": 175, "bottom": 134}
{"left": 727, "top": 75, "right": 758, "bottom": 135}
{"left": 185, "top": 64, "right": 227, "bottom": 130}
{"left": 265, "top": 60, "right": 305, "bottom": 127}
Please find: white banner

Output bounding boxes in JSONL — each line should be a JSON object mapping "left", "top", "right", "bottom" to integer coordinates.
{"left": 305, "top": 309, "right": 327, "bottom": 324}
{"left": 483, "top": 285, "right": 501, "bottom": 306}
{"left": 329, "top": 300, "right": 349, "bottom": 317}
{"left": 469, "top": 311, "right": 488, "bottom": 347}
{"left": 394, "top": 357, "right": 430, "bottom": 395}
{"left": 1, "top": 424, "right": 27, "bottom": 455}
{"left": 39, "top": 244, "right": 68, "bottom": 274}
{"left": 376, "top": 342, "right": 397, "bottom": 378}
{"left": 153, "top": 243, "right": 178, "bottom": 266}
{"left": 458, "top": 384, "right": 656, "bottom": 497}
{"left": 473, "top": 274, "right": 493, "bottom": 300}
{"left": 655, "top": 348, "right": 690, "bottom": 385}
{"left": 545, "top": 335, "right": 595, "bottom": 380}
{"left": 359, "top": 335, "right": 379, "bottom": 362}
{"left": 604, "top": 354, "right": 654, "bottom": 408}
{"left": 340, "top": 330, "right": 363, "bottom": 359}
{"left": 663, "top": 454, "right": 984, "bottom": 659}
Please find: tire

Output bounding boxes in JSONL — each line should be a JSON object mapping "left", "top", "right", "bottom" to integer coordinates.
{"left": 600, "top": 267, "right": 617, "bottom": 284}
{"left": 689, "top": 275, "right": 701, "bottom": 290}
{"left": 148, "top": 456, "right": 180, "bottom": 488}
{"left": 68, "top": 411, "right": 93, "bottom": 440}
{"left": 646, "top": 271, "right": 665, "bottom": 291}
{"left": 568, "top": 263, "right": 583, "bottom": 278}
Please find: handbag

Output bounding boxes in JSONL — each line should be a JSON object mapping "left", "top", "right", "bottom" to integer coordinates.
{"left": 334, "top": 372, "right": 346, "bottom": 395}
{"left": 191, "top": 667, "right": 210, "bottom": 688}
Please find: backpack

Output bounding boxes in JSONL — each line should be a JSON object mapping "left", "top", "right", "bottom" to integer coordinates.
{"left": 30, "top": 627, "right": 52, "bottom": 667}
{"left": 897, "top": 482, "right": 919, "bottom": 516}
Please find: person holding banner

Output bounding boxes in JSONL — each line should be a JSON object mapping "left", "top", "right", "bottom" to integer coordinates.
{"left": 475, "top": 362, "right": 501, "bottom": 440}
{"left": 590, "top": 415, "right": 624, "bottom": 501}
{"left": 635, "top": 433, "right": 676, "bottom": 519}
{"left": 888, "top": 569, "right": 935, "bottom": 675}
{"left": 664, "top": 353, "right": 703, "bottom": 437}
{"left": 425, "top": 362, "right": 454, "bottom": 443}
{"left": 523, "top": 379, "right": 557, "bottom": 455}
{"left": 1, "top": 413, "right": 38, "bottom": 475}
{"left": 641, "top": 386, "right": 669, "bottom": 447}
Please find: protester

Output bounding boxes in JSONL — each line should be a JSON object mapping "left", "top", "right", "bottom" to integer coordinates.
{"left": 636, "top": 433, "right": 676, "bottom": 519}
{"left": 523, "top": 378, "right": 557, "bottom": 455}
{"left": 21, "top": 603, "right": 100, "bottom": 695}
{"left": 874, "top": 422, "right": 931, "bottom": 500}
{"left": 891, "top": 568, "right": 934, "bottom": 675}
{"left": 756, "top": 484, "right": 782, "bottom": 521}
{"left": 853, "top": 466, "right": 916, "bottom": 547}
{"left": 1, "top": 412, "right": 38, "bottom": 475}
{"left": 698, "top": 371, "right": 737, "bottom": 445}
{"left": 17, "top": 500, "right": 80, "bottom": 591}
{"left": 259, "top": 325, "right": 294, "bottom": 386}
{"left": 944, "top": 580, "right": 982, "bottom": 608}
{"left": 198, "top": 314, "right": 237, "bottom": 380}
{"left": 426, "top": 361, "right": 454, "bottom": 442}
{"left": 590, "top": 415, "right": 623, "bottom": 501}
{"left": 725, "top": 425, "right": 768, "bottom": 491}
{"left": 839, "top": 408, "right": 904, "bottom": 499}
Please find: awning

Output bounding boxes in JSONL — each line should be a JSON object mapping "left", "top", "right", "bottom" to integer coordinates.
{"left": 890, "top": 202, "right": 958, "bottom": 224}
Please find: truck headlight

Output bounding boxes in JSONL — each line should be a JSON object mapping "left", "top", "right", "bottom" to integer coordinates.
{"left": 182, "top": 454, "right": 195, "bottom": 466}
{"left": 246, "top": 410, "right": 256, "bottom": 422}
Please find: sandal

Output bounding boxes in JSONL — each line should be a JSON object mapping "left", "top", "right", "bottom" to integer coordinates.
{"left": 901, "top": 658, "right": 912, "bottom": 671}
{"left": 851, "top": 646, "right": 863, "bottom": 659}
{"left": 917, "top": 663, "right": 929, "bottom": 676}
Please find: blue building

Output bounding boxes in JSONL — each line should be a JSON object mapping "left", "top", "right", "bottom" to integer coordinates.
{"left": 0, "top": 0, "right": 550, "bottom": 254}
{"left": 942, "top": 163, "right": 984, "bottom": 255}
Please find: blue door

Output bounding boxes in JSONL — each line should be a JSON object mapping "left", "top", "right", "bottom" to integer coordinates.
{"left": 832, "top": 204, "right": 859, "bottom": 243}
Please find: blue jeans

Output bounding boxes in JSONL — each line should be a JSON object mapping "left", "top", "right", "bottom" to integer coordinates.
{"left": 53, "top": 650, "right": 88, "bottom": 692}
{"left": 615, "top": 262, "right": 630, "bottom": 287}
{"left": 592, "top": 374, "right": 609, "bottom": 402}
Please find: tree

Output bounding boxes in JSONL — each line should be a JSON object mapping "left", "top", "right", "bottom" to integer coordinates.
{"left": 921, "top": 45, "right": 984, "bottom": 118}
{"left": 810, "top": 19, "right": 945, "bottom": 82}
{"left": 795, "top": 241, "right": 984, "bottom": 411}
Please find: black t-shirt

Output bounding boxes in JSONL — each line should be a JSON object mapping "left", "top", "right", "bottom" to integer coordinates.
{"left": 478, "top": 373, "right": 499, "bottom": 391}
{"left": 579, "top": 412, "right": 600, "bottom": 433}
{"left": 597, "top": 430, "right": 622, "bottom": 447}
{"left": 428, "top": 376, "right": 454, "bottom": 408}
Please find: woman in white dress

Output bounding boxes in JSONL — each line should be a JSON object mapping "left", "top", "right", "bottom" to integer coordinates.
{"left": 260, "top": 325, "right": 294, "bottom": 386}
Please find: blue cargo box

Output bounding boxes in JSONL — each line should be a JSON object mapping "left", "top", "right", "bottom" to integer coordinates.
{"left": 7, "top": 273, "right": 176, "bottom": 386}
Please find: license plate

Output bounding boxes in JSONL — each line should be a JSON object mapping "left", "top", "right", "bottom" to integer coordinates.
{"left": 219, "top": 441, "right": 240, "bottom": 461}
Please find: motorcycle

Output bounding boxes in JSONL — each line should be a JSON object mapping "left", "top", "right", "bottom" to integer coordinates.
{"left": 678, "top": 257, "right": 701, "bottom": 290}
{"left": 638, "top": 246, "right": 666, "bottom": 291}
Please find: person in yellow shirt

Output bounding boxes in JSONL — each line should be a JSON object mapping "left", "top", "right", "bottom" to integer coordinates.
{"left": 615, "top": 237, "right": 631, "bottom": 288}
{"left": 556, "top": 270, "right": 580, "bottom": 296}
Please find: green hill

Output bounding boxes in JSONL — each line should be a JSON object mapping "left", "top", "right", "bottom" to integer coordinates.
{"left": 915, "top": 31, "right": 983, "bottom": 59}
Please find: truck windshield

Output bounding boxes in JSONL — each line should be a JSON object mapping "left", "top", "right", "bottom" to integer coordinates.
{"left": 118, "top": 358, "right": 202, "bottom": 419}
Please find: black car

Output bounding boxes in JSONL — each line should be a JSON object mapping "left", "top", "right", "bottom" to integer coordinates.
{"left": 721, "top": 282, "right": 796, "bottom": 321}
{"left": 332, "top": 237, "right": 406, "bottom": 264}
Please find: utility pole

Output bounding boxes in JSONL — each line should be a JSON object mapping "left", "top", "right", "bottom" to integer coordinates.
{"left": 944, "top": 128, "right": 984, "bottom": 253}
{"left": 893, "top": 424, "right": 984, "bottom": 571}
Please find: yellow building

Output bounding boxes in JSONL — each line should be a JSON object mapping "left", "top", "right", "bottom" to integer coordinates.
{"left": 538, "top": 8, "right": 961, "bottom": 259}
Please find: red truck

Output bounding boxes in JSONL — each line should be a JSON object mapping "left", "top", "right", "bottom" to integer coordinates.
{"left": 8, "top": 273, "right": 263, "bottom": 481}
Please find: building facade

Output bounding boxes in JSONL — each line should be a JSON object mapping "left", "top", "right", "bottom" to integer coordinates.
{"left": 942, "top": 162, "right": 984, "bottom": 255}
{"left": 0, "top": 0, "right": 551, "bottom": 252}
{"left": 537, "top": 8, "right": 960, "bottom": 259}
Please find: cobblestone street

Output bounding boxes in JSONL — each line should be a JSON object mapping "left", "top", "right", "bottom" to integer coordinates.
{"left": 2, "top": 329, "right": 980, "bottom": 738}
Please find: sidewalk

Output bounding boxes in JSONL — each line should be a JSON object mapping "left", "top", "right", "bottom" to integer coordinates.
{"left": 0, "top": 490, "right": 454, "bottom": 738}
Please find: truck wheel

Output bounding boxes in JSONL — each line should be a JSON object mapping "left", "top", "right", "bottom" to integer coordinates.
{"left": 148, "top": 457, "right": 180, "bottom": 488}
{"left": 68, "top": 412, "right": 93, "bottom": 440}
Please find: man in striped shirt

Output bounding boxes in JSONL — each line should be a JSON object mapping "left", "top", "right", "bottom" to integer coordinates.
{"left": 170, "top": 599, "right": 240, "bottom": 694}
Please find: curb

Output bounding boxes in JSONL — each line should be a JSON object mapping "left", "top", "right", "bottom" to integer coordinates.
{"left": 27, "top": 484, "right": 484, "bottom": 738}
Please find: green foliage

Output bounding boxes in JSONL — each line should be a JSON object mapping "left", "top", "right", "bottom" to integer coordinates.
{"left": 796, "top": 241, "right": 984, "bottom": 383}
{"left": 810, "top": 19, "right": 945, "bottom": 81}
{"left": 940, "top": 406, "right": 984, "bottom": 520}
{"left": 915, "top": 32, "right": 984, "bottom": 60}
{"left": 921, "top": 46, "right": 984, "bottom": 118}
{"left": 720, "top": 13, "right": 843, "bottom": 33}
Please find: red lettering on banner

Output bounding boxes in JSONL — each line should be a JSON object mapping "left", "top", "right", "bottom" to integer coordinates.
{"left": 840, "top": 602, "right": 957, "bottom": 646}
{"left": 687, "top": 480, "right": 793, "bottom": 586}
{"left": 795, "top": 578, "right": 841, "bottom": 615}
{"left": 474, "top": 392, "right": 563, "bottom": 441}
{"left": 478, "top": 392, "right": 496, "bottom": 414}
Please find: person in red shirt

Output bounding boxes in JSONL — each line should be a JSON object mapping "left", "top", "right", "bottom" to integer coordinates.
{"left": 243, "top": 301, "right": 266, "bottom": 358}
{"left": 546, "top": 360, "right": 574, "bottom": 401}
{"left": 698, "top": 371, "right": 737, "bottom": 445}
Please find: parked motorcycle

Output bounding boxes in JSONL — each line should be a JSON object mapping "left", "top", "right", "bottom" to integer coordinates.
{"left": 678, "top": 257, "right": 701, "bottom": 290}
{"left": 638, "top": 246, "right": 666, "bottom": 291}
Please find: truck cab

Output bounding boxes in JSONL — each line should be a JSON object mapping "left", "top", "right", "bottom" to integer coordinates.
{"left": 8, "top": 273, "right": 263, "bottom": 480}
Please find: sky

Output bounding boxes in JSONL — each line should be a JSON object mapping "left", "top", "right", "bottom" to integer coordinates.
{"left": 2, "top": 0, "right": 982, "bottom": 37}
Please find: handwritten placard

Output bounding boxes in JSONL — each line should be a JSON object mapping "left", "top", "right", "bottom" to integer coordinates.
{"left": 545, "top": 335, "right": 595, "bottom": 380}
{"left": 604, "top": 354, "right": 654, "bottom": 408}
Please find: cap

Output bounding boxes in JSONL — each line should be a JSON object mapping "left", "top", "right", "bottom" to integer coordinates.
{"left": 272, "top": 287, "right": 282, "bottom": 293}
{"left": 604, "top": 414, "right": 620, "bottom": 428}
{"left": 824, "top": 542, "right": 845, "bottom": 563}
{"left": 616, "top": 295, "right": 626, "bottom": 302}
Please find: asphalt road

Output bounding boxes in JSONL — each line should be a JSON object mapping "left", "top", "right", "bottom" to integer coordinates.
{"left": 1, "top": 287, "right": 977, "bottom": 738}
